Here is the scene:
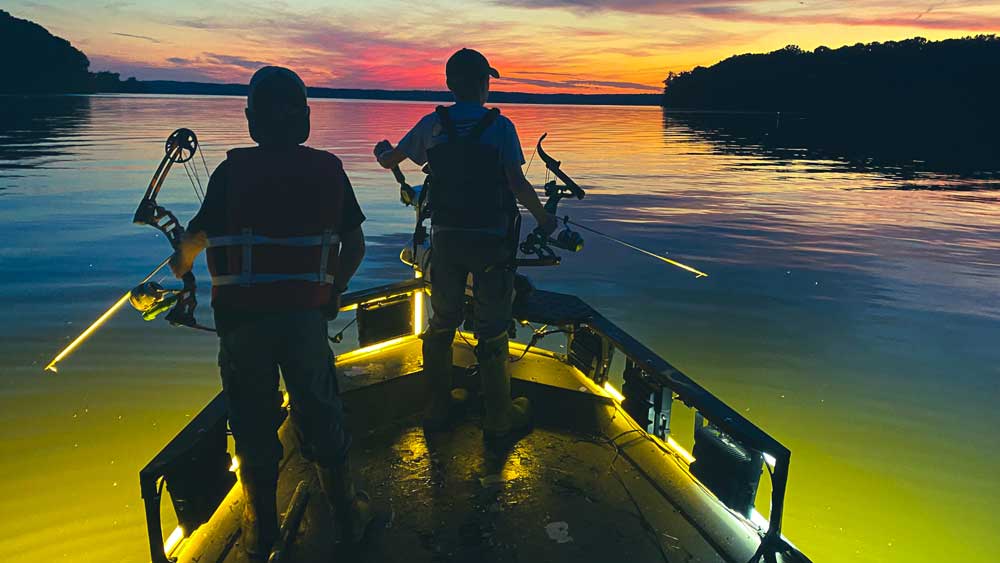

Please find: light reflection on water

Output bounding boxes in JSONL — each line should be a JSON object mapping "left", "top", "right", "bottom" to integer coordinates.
{"left": 0, "top": 95, "right": 997, "bottom": 562}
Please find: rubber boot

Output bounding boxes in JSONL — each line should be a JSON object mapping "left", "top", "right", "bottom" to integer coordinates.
{"left": 316, "top": 457, "right": 373, "bottom": 544}
{"left": 478, "top": 333, "right": 531, "bottom": 439}
{"left": 421, "top": 328, "right": 468, "bottom": 431}
{"left": 239, "top": 465, "right": 279, "bottom": 560}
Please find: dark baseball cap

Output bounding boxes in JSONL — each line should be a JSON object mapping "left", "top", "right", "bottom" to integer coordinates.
{"left": 446, "top": 48, "right": 500, "bottom": 81}
{"left": 247, "top": 66, "right": 307, "bottom": 112}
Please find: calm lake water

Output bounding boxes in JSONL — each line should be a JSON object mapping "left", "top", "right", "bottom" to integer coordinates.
{"left": 0, "top": 95, "right": 997, "bottom": 562}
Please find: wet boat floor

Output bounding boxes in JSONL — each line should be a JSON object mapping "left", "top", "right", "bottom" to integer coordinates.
{"left": 258, "top": 416, "right": 672, "bottom": 563}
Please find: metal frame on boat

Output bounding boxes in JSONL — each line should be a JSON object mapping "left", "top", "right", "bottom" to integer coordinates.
{"left": 139, "top": 278, "right": 804, "bottom": 563}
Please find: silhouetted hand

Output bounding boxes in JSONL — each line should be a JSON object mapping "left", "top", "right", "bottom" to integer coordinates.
{"left": 168, "top": 250, "right": 193, "bottom": 280}
{"left": 322, "top": 291, "right": 342, "bottom": 321}
{"left": 536, "top": 214, "right": 558, "bottom": 239}
{"left": 374, "top": 140, "right": 393, "bottom": 159}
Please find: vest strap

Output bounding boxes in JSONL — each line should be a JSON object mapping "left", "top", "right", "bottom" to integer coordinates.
{"left": 211, "top": 272, "right": 337, "bottom": 287}
{"left": 241, "top": 228, "right": 253, "bottom": 287}
{"left": 207, "top": 233, "right": 342, "bottom": 248}
{"left": 318, "top": 229, "right": 333, "bottom": 285}
{"left": 435, "top": 106, "right": 458, "bottom": 142}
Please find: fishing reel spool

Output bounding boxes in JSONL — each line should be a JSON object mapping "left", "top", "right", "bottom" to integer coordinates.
{"left": 129, "top": 281, "right": 180, "bottom": 322}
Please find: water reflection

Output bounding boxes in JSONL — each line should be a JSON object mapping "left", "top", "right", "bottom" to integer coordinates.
{"left": 0, "top": 96, "right": 92, "bottom": 175}
{"left": 664, "top": 110, "right": 1000, "bottom": 186}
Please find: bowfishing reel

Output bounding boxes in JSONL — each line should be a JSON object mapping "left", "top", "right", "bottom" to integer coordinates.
{"left": 519, "top": 217, "right": 584, "bottom": 266}
{"left": 129, "top": 281, "right": 181, "bottom": 322}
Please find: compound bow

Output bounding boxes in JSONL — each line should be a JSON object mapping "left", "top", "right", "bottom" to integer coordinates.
{"left": 129, "top": 128, "right": 214, "bottom": 331}
{"left": 44, "top": 129, "right": 214, "bottom": 372}
{"left": 518, "top": 133, "right": 586, "bottom": 266}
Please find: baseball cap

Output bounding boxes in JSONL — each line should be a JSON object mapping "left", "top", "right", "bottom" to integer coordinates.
{"left": 446, "top": 48, "right": 500, "bottom": 82}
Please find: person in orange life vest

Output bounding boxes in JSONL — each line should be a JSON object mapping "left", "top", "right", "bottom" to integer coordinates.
{"left": 375, "top": 49, "right": 557, "bottom": 439}
{"left": 168, "top": 66, "right": 371, "bottom": 557}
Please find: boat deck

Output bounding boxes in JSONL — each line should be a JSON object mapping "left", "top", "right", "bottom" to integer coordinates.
{"left": 260, "top": 418, "right": 682, "bottom": 563}
{"left": 174, "top": 336, "right": 757, "bottom": 563}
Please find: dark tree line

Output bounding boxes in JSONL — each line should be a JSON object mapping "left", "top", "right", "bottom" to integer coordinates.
{"left": 662, "top": 36, "right": 1000, "bottom": 121}
{"left": 0, "top": 10, "right": 143, "bottom": 94}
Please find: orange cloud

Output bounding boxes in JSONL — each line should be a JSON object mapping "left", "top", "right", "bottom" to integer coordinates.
{"left": 9, "top": 0, "right": 998, "bottom": 94}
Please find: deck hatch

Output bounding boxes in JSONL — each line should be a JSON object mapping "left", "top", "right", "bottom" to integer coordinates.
{"left": 357, "top": 293, "right": 413, "bottom": 347}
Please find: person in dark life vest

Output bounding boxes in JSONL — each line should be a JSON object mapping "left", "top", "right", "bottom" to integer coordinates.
{"left": 375, "top": 48, "right": 558, "bottom": 439}
{"left": 168, "top": 66, "right": 372, "bottom": 558}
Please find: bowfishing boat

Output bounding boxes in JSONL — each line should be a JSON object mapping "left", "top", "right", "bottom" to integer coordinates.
{"left": 140, "top": 273, "right": 811, "bottom": 563}
{"left": 135, "top": 138, "right": 810, "bottom": 563}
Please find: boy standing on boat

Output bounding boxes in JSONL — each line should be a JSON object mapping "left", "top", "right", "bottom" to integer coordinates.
{"left": 375, "top": 48, "right": 556, "bottom": 439}
{"left": 169, "top": 66, "right": 371, "bottom": 557}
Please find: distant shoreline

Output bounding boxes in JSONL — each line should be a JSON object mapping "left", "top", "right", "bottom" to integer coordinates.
{"left": 120, "top": 80, "right": 662, "bottom": 106}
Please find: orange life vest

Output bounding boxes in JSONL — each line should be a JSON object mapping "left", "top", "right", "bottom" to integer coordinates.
{"left": 206, "top": 145, "right": 345, "bottom": 311}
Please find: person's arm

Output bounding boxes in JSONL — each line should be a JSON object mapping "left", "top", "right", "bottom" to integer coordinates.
{"left": 374, "top": 114, "right": 433, "bottom": 169}
{"left": 500, "top": 118, "right": 556, "bottom": 235}
{"left": 170, "top": 161, "right": 227, "bottom": 278}
{"left": 334, "top": 226, "right": 365, "bottom": 293}
{"left": 375, "top": 143, "right": 408, "bottom": 170}
{"left": 332, "top": 169, "right": 367, "bottom": 294}
{"left": 169, "top": 230, "right": 209, "bottom": 279}
{"left": 506, "top": 163, "right": 557, "bottom": 236}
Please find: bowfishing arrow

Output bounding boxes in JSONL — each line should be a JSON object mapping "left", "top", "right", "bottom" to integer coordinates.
{"left": 45, "top": 128, "right": 213, "bottom": 373}
{"left": 519, "top": 133, "right": 708, "bottom": 278}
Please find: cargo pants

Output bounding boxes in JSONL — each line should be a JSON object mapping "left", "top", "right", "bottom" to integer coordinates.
{"left": 217, "top": 309, "right": 350, "bottom": 475}
{"left": 425, "top": 231, "right": 514, "bottom": 340}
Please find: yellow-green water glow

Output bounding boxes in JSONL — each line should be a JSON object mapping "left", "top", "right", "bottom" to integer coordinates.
{"left": 0, "top": 96, "right": 997, "bottom": 562}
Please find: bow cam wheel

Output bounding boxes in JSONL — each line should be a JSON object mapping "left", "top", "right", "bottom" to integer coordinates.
{"left": 165, "top": 128, "right": 199, "bottom": 163}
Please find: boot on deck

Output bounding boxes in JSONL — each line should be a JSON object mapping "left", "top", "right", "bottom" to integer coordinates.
{"left": 316, "top": 457, "right": 373, "bottom": 544}
{"left": 421, "top": 327, "right": 468, "bottom": 431}
{"left": 478, "top": 333, "right": 531, "bottom": 440}
{"left": 239, "top": 464, "right": 280, "bottom": 560}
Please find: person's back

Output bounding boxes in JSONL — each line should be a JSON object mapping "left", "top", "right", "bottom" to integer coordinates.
{"left": 169, "top": 66, "right": 372, "bottom": 559}
{"left": 375, "top": 49, "right": 557, "bottom": 439}
{"left": 209, "top": 144, "right": 350, "bottom": 311}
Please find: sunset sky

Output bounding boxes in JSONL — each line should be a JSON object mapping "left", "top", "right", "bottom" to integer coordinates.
{"left": 9, "top": 0, "right": 1000, "bottom": 93}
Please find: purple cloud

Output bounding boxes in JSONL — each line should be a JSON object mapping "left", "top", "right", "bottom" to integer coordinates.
{"left": 204, "top": 53, "right": 270, "bottom": 70}
{"left": 495, "top": 0, "right": 1000, "bottom": 30}
{"left": 500, "top": 75, "right": 661, "bottom": 91}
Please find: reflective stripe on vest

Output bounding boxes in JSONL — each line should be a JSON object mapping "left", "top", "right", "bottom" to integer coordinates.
{"left": 207, "top": 228, "right": 339, "bottom": 287}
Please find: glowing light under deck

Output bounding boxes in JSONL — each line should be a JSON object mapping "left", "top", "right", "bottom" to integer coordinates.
{"left": 667, "top": 436, "right": 696, "bottom": 464}
{"left": 602, "top": 381, "right": 625, "bottom": 402}
{"left": 163, "top": 526, "right": 184, "bottom": 554}
{"left": 335, "top": 335, "right": 416, "bottom": 363}
{"left": 413, "top": 273, "right": 424, "bottom": 336}
{"left": 763, "top": 452, "right": 777, "bottom": 468}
